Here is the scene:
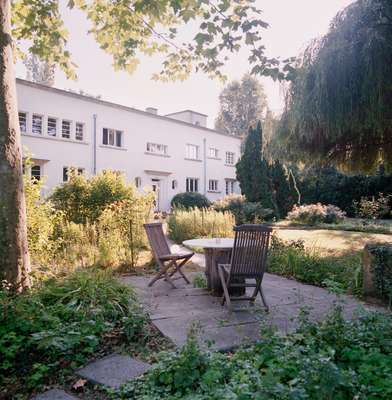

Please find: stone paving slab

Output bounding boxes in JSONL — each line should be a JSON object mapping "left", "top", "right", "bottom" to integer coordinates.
{"left": 32, "top": 389, "right": 78, "bottom": 400}
{"left": 121, "top": 270, "right": 380, "bottom": 352}
{"left": 77, "top": 354, "right": 151, "bottom": 388}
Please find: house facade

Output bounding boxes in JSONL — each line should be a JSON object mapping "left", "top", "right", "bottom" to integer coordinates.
{"left": 17, "top": 79, "right": 241, "bottom": 211}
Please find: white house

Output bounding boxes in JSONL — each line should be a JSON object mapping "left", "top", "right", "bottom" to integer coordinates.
{"left": 16, "top": 78, "right": 242, "bottom": 211}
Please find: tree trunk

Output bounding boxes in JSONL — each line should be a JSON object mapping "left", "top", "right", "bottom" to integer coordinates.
{"left": 0, "top": 0, "right": 31, "bottom": 290}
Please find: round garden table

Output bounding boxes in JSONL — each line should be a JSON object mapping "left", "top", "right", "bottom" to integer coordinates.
{"left": 182, "top": 238, "right": 245, "bottom": 297}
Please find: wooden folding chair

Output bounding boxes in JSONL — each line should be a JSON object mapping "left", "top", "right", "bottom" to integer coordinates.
{"left": 218, "top": 224, "right": 272, "bottom": 312}
{"left": 144, "top": 223, "right": 194, "bottom": 288}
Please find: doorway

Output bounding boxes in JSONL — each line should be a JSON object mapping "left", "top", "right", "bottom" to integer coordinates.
{"left": 151, "top": 178, "right": 161, "bottom": 211}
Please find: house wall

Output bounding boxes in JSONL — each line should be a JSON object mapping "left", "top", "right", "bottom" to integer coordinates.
{"left": 17, "top": 79, "right": 241, "bottom": 211}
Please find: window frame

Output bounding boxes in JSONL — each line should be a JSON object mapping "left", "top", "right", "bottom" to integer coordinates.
{"left": 62, "top": 120, "right": 72, "bottom": 139}
{"left": 102, "top": 127, "right": 123, "bottom": 148}
{"left": 208, "top": 179, "right": 219, "bottom": 192}
{"left": 225, "top": 151, "right": 235, "bottom": 165}
{"left": 19, "top": 111, "right": 28, "bottom": 133}
{"left": 185, "top": 144, "right": 199, "bottom": 160}
{"left": 75, "top": 122, "right": 84, "bottom": 141}
{"left": 186, "top": 177, "right": 199, "bottom": 193}
{"left": 146, "top": 142, "right": 168, "bottom": 156}
{"left": 208, "top": 147, "right": 219, "bottom": 159}
{"left": 63, "top": 167, "right": 84, "bottom": 182}
{"left": 47, "top": 117, "right": 58, "bottom": 137}
{"left": 32, "top": 114, "right": 43, "bottom": 135}
{"left": 225, "top": 179, "right": 236, "bottom": 195}
{"left": 31, "top": 165, "right": 41, "bottom": 181}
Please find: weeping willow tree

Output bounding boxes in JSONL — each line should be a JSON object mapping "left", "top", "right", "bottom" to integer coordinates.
{"left": 277, "top": 0, "right": 392, "bottom": 173}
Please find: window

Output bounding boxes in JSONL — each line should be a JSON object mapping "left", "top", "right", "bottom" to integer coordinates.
{"left": 146, "top": 142, "right": 168, "bottom": 155}
{"left": 63, "top": 167, "right": 84, "bottom": 182}
{"left": 135, "top": 177, "right": 141, "bottom": 188}
{"left": 172, "top": 180, "right": 178, "bottom": 190}
{"left": 209, "top": 147, "right": 219, "bottom": 158}
{"left": 19, "top": 112, "right": 27, "bottom": 133}
{"left": 62, "top": 120, "right": 71, "bottom": 139}
{"left": 208, "top": 179, "right": 219, "bottom": 192}
{"left": 47, "top": 117, "right": 57, "bottom": 136}
{"left": 75, "top": 122, "right": 84, "bottom": 141}
{"left": 103, "top": 128, "right": 123, "bottom": 147}
{"left": 226, "top": 152, "right": 235, "bottom": 165}
{"left": 186, "top": 178, "right": 199, "bottom": 192}
{"left": 31, "top": 165, "right": 41, "bottom": 181}
{"left": 32, "top": 114, "right": 42, "bottom": 134}
{"left": 225, "top": 179, "right": 235, "bottom": 195}
{"left": 186, "top": 144, "right": 199, "bottom": 160}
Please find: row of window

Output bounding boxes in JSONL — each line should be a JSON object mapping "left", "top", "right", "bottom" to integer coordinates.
{"left": 19, "top": 112, "right": 84, "bottom": 141}
{"left": 20, "top": 112, "right": 236, "bottom": 164}
{"left": 146, "top": 141, "right": 236, "bottom": 165}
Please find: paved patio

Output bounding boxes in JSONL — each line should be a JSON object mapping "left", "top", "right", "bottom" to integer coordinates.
{"left": 121, "top": 270, "right": 379, "bottom": 351}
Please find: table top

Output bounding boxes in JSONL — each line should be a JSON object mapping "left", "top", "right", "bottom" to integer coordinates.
{"left": 183, "top": 238, "right": 234, "bottom": 249}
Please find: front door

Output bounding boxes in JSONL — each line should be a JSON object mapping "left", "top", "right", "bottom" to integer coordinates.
{"left": 151, "top": 179, "right": 161, "bottom": 211}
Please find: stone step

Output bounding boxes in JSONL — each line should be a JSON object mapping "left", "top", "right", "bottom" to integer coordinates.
{"left": 32, "top": 389, "right": 79, "bottom": 400}
{"left": 77, "top": 354, "right": 151, "bottom": 389}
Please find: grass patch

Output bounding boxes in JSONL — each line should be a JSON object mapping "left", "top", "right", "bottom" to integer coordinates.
{"left": 279, "top": 218, "right": 392, "bottom": 235}
{"left": 0, "top": 269, "right": 169, "bottom": 399}
{"left": 113, "top": 307, "right": 392, "bottom": 399}
{"left": 268, "top": 235, "right": 363, "bottom": 295}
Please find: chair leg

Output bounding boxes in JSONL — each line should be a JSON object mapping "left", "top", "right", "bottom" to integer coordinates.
{"left": 249, "top": 279, "right": 261, "bottom": 306}
{"left": 164, "top": 272, "right": 177, "bottom": 289}
{"left": 218, "top": 265, "right": 231, "bottom": 311}
{"left": 148, "top": 268, "right": 166, "bottom": 287}
{"left": 168, "top": 257, "right": 191, "bottom": 284}
{"left": 259, "top": 286, "right": 269, "bottom": 312}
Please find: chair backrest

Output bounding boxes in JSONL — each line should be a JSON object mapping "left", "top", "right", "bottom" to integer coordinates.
{"left": 144, "top": 223, "right": 171, "bottom": 260}
{"left": 229, "top": 224, "right": 272, "bottom": 279}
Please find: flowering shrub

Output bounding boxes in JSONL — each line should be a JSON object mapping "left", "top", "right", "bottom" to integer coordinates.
{"left": 287, "top": 203, "right": 346, "bottom": 225}
{"left": 353, "top": 193, "right": 392, "bottom": 219}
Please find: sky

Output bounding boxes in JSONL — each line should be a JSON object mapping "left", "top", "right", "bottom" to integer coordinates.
{"left": 16, "top": 0, "right": 354, "bottom": 129}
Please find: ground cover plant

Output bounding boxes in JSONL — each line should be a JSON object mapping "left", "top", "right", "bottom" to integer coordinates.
{"left": 168, "top": 208, "right": 235, "bottom": 243}
{"left": 0, "top": 269, "right": 159, "bottom": 399}
{"left": 112, "top": 307, "right": 392, "bottom": 399}
{"left": 268, "top": 235, "right": 362, "bottom": 295}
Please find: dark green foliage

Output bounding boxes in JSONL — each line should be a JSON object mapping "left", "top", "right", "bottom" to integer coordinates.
{"left": 236, "top": 122, "right": 274, "bottom": 208}
{"left": 277, "top": 0, "right": 392, "bottom": 172}
{"left": 114, "top": 308, "right": 392, "bottom": 399}
{"left": 270, "top": 160, "right": 296, "bottom": 218}
{"left": 171, "top": 192, "right": 211, "bottom": 210}
{"left": 368, "top": 245, "right": 392, "bottom": 303}
{"left": 298, "top": 166, "right": 392, "bottom": 217}
{"left": 236, "top": 122, "right": 295, "bottom": 217}
{"left": 0, "top": 269, "right": 146, "bottom": 396}
{"left": 212, "top": 194, "right": 274, "bottom": 224}
{"left": 268, "top": 236, "right": 362, "bottom": 295}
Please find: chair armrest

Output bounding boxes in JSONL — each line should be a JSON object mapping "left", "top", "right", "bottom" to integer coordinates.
{"left": 218, "top": 264, "right": 231, "bottom": 273}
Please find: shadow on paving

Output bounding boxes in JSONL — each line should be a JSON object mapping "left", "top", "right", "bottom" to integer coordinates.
{"left": 121, "top": 271, "right": 380, "bottom": 352}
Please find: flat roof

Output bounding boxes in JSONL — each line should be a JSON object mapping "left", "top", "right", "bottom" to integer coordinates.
{"left": 16, "top": 78, "right": 240, "bottom": 140}
{"left": 165, "top": 109, "right": 208, "bottom": 117}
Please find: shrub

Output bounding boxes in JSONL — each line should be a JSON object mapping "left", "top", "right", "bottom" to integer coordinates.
{"left": 96, "top": 197, "right": 154, "bottom": 268}
{"left": 287, "top": 203, "right": 346, "bottom": 225}
{"left": 50, "top": 170, "right": 136, "bottom": 224}
{"left": 353, "top": 193, "right": 392, "bottom": 219}
{"left": 171, "top": 192, "right": 211, "bottom": 210}
{"left": 24, "top": 171, "right": 63, "bottom": 270}
{"left": 213, "top": 194, "right": 274, "bottom": 224}
{"left": 268, "top": 235, "right": 362, "bottom": 295}
{"left": 116, "top": 308, "right": 392, "bottom": 400}
{"left": 167, "top": 208, "right": 235, "bottom": 243}
{"left": 0, "top": 269, "right": 146, "bottom": 396}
